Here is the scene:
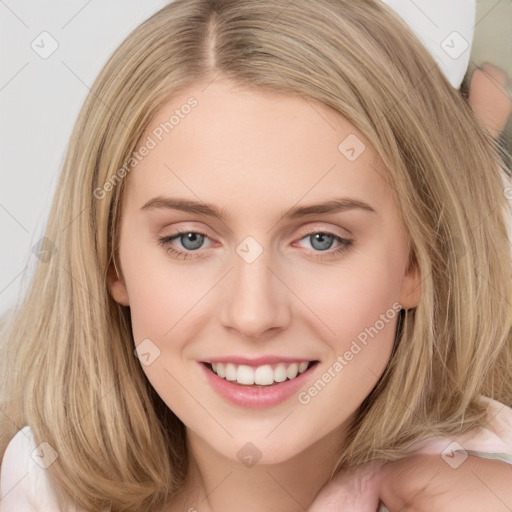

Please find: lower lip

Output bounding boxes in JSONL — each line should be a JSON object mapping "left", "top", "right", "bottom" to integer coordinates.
{"left": 199, "top": 361, "right": 319, "bottom": 408}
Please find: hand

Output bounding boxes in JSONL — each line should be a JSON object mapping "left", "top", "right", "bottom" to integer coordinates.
{"left": 378, "top": 452, "right": 512, "bottom": 512}
{"left": 468, "top": 62, "right": 511, "bottom": 138}
{"left": 307, "top": 459, "right": 385, "bottom": 512}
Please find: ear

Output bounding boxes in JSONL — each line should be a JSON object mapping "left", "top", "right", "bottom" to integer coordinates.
{"left": 106, "top": 262, "right": 130, "bottom": 306}
{"left": 398, "top": 258, "right": 421, "bottom": 310}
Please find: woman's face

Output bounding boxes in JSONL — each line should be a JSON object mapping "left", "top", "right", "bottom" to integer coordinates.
{"left": 108, "top": 79, "right": 420, "bottom": 464}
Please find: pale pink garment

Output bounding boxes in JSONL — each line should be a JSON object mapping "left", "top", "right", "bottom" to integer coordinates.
{"left": 0, "top": 425, "right": 88, "bottom": 512}
{"left": 377, "top": 394, "right": 512, "bottom": 512}
{"left": 1, "top": 395, "right": 512, "bottom": 511}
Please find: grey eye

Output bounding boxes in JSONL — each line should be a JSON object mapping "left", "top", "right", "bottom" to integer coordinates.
{"left": 178, "top": 232, "right": 205, "bottom": 251}
{"left": 307, "top": 233, "right": 335, "bottom": 251}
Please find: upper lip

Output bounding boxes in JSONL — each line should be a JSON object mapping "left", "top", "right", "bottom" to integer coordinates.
{"left": 201, "top": 356, "right": 317, "bottom": 367}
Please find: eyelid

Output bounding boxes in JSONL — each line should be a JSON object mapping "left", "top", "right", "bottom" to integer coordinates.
{"left": 292, "top": 226, "right": 353, "bottom": 254}
{"left": 169, "top": 226, "right": 216, "bottom": 248}
{"left": 297, "top": 224, "right": 351, "bottom": 239}
{"left": 160, "top": 223, "right": 216, "bottom": 240}
{"left": 161, "top": 223, "right": 350, "bottom": 244}
{"left": 158, "top": 223, "right": 353, "bottom": 262}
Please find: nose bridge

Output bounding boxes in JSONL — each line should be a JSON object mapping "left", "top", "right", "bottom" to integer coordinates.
{"left": 220, "top": 234, "right": 290, "bottom": 337}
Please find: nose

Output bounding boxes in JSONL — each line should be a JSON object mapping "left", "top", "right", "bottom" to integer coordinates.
{"left": 219, "top": 242, "right": 291, "bottom": 339}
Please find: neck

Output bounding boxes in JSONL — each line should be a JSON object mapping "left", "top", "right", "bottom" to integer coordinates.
{"left": 170, "top": 423, "right": 350, "bottom": 512}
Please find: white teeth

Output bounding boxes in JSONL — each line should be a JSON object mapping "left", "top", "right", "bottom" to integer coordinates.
{"left": 286, "top": 363, "right": 299, "bottom": 380}
{"left": 216, "top": 362, "right": 226, "bottom": 378}
{"left": 274, "top": 364, "right": 288, "bottom": 382}
{"left": 254, "top": 365, "right": 274, "bottom": 385}
{"left": 298, "top": 361, "right": 308, "bottom": 373}
{"left": 225, "top": 363, "right": 237, "bottom": 381}
{"left": 237, "top": 365, "right": 255, "bottom": 385}
{"left": 209, "top": 360, "right": 313, "bottom": 386}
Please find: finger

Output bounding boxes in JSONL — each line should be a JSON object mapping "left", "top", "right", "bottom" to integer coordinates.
{"left": 468, "top": 63, "right": 512, "bottom": 138}
{"left": 379, "top": 453, "right": 512, "bottom": 512}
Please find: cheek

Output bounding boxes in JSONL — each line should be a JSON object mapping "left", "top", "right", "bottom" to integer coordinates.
{"left": 119, "top": 235, "right": 210, "bottom": 343}
{"left": 294, "top": 248, "right": 405, "bottom": 346}
{"left": 293, "top": 262, "right": 403, "bottom": 423}
{"left": 120, "top": 244, "right": 200, "bottom": 408}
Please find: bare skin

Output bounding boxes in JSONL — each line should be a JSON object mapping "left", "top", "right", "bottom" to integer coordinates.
{"left": 308, "top": 449, "right": 512, "bottom": 511}
{"left": 468, "top": 62, "right": 511, "bottom": 138}
{"left": 307, "top": 64, "right": 512, "bottom": 512}
{"left": 106, "top": 72, "right": 512, "bottom": 512}
{"left": 108, "top": 78, "right": 421, "bottom": 512}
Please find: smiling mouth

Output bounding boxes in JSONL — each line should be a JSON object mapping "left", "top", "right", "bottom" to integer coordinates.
{"left": 202, "top": 360, "right": 319, "bottom": 387}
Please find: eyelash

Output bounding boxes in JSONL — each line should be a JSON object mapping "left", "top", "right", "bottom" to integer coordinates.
{"left": 158, "top": 227, "right": 353, "bottom": 260}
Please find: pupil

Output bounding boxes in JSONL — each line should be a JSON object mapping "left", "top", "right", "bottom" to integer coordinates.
{"left": 182, "top": 232, "right": 203, "bottom": 250}
{"left": 311, "top": 233, "right": 333, "bottom": 251}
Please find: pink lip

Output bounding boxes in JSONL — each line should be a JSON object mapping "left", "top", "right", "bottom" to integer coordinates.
{"left": 202, "top": 355, "right": 314, "bottom": 367}
{"left": 199, "top": 361, "right": 319, "bottom": 409}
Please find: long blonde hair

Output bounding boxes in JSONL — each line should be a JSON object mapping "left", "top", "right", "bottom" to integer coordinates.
{"left": 1, "top": 0, "right": 511, "bottom": 510}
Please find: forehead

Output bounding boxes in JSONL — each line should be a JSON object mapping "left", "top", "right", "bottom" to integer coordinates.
{"left": 124, "top": 80, "right": 395, "bottom": 219}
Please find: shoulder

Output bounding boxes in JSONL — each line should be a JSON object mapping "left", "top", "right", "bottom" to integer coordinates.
{"left": 463, "top": 395, "right": 512, "bottom": 457}
{"left": 1, "top": 425, "right": 67, "bottom": 511}
{"left": 468, "top": 395, "right": 512, "bottom": 463}
{"left": 408, "top": 395, "right": 512, "bottom": 465}
{"left": 376, "top": 397, "right": 512, "bottom": 512}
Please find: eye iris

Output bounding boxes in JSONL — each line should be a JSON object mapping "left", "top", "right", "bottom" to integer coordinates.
{"left": 181, "top": 232, "right": 204, "bottom": 250}
{"left": 310, "top": 233, "right": 333, "bottom": 251}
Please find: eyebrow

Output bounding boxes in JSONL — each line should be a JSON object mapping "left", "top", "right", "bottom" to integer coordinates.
{"left": 140, "top": 196, "right": 377, "bottom": 220}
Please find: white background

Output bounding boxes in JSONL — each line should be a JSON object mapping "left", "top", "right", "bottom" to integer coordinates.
{"left": 0, "top": 0, "right": 169, "bottom": 316}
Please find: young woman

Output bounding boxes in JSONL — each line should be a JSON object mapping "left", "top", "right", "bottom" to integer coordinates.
{"left": 1, "top": 1, "right": 511, "bottom": 510}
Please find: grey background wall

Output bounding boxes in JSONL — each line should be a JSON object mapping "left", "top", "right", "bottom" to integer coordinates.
{"left": 0, "top": 0, "right": 169, "bottom": 317}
